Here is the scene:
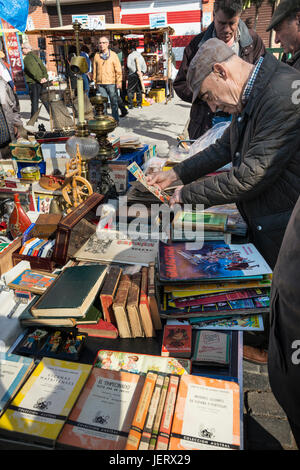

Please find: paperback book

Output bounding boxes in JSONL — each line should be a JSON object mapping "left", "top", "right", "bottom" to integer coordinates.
{"left": 191, "top": 330, "right": 231, "bottom": 367}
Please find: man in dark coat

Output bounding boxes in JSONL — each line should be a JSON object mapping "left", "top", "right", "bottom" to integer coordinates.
{"left": 147, "top": 39, "right": 300, "bottom": 362}
{"left": 266, "top": 0, "right": 300, "bottom": 71}
{"left": 173, "top": 0, "right": 265, "bottom": 141}
{"left": 268, "top": 195, "right": 300, "bottom": 448}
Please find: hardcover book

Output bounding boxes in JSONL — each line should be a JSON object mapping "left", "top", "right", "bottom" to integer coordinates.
{"left": 173, "top": 210, "right": 228, "bottom": 232}
{"left": 191, "top": 330, "right": 231, "bottom": 367}
{"left": 57, "top": 368, "right": 144, "bottom": 450}
{"left": 78, "top": 319, "right": 118, "bottom": 339}
{"left": 100, "top": 265, "right": 122, "bottom": 325}
{"left": 158, "top": 241, "right": 272, "bottom": 283}
{"left": 0, "top": 353, "right": 35, "bottom": 416}
{"left": 147, "top": 262, "right": 162, "bottom": 330}
{"left": 139, "top": 267, "right": 155, "bottom": 338}
{"left": 112, "top": 274, "right": 132, "bottom": 338}
{"left": 31, "top": 264, "right": 107, "bottom": 318}
{"left": 126, "top": 272, "right": 144, "bottom": 337}
{"left": 161, "top": 324, "right": 192, "bottom": 358}
{"left": 0, "top": 357, "right": 92, "bottom": 445}
{"left": 168, "top": 375, "right": 240, "bottom": 450}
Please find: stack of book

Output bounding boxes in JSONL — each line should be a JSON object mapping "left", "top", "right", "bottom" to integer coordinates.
{"left": 171, "top": 210, "right": 231, "bottom": 243}
{"left": 157, "top": 240, "right": 272, "bottom": 327}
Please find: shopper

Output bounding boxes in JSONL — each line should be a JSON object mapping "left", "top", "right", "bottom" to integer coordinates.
{"left": 92, "top": 36, "right": 122, "bottom": 123}
{"left": 126, "top": 42, "right": 147, "bottom": 109}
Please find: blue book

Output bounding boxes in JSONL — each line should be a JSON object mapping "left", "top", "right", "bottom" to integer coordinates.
{"left": 27, "top": 239, "right": 43, "bottom": 256}
{"left": 0, "top": 353, "right": 35, "bottom": 415}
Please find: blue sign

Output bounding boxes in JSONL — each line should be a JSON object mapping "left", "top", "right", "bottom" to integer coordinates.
{"left": 149, "top": 12, "right": 167, "bottom": 29}
{"left": 0, "top": 0, "right": 29, "bottom": 33}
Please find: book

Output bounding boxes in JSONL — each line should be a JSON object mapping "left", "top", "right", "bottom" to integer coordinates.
{"left": 125, "top": 371, "right": 158, "bottom": 450}
{"left": 164, "top": 278, "right": 272, "bottom": 296}
{"left": 8, "top": 269, "right": 56, "bottom": 295}
{"left": 0, "top": 357, "right": 92, "bottom": 446}
{"left": 100, "top": 265, "right": 122, "bottom": 325}
{"left": 78, "top": 319, "right": 119, "bottom": 339}
{"left": 158, "top": 241, "right": 272, "bottom": 283}
{"left": 191, "top": 330, "right": 231, "bottom": 367}
{"left": 139, "top": 373, "right": 165, "bottom": 450}
{"left": 155, "top": 374, "right": 180, "bottom": 450}
{"left": 74, "top": 232, "right": 159, "bottom": 267}
{"left": 147, "top": 262, "right": 162, "bottom": 330}
{"left": 173, "top": 210, "right": 228, "bottom": 232}
{"left": 94, "top": 350, "right": 191, "bottom": 376}
{"left": 148, "top": 375, "right": 169, "bottom": 450}
{"left": 126, "top": 272, "right": 144, "bottom": 337}
{"left": 173, "top": 288, "right": 270, "bottom": 308}
{"left": 139, "top": 267, "right": 155, "bottom": 338}
{"left": 112, "top": 274, "right": 132, "bottom": 338}
{"left": 57, "top": 368, "right": 144, "bottom": 450}
{"left": 31, "top": 265, "right": 108, "bottom": 318}
{"left": 168, "top": 375, "right": 240, "bottom": 450}
{"left": 190, "top": 314, "right": 264, "bottom": 331}
{"left": 161, "top": 324, "right": 192, "bottom": 358}
{"left": 0, "top": 353, "right": 35, "bottom": 416}
{"left": 127, "top": 162, "right": 170, "bottom": 204}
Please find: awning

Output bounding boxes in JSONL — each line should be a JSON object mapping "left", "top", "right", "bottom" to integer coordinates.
{"left": 25, "top": 23, "right": 175, "bottom": 35}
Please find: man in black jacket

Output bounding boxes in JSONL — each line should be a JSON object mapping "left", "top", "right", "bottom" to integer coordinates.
{"left": 173, "top": 0, "right": 265, "bottom": 141}
{"left": 147, "top": 39, "right": 300, "bottom": 363}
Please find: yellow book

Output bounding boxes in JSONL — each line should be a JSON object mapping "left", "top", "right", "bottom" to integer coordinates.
{"left": 0, "top": 357, "right": 92, "bottom": 446}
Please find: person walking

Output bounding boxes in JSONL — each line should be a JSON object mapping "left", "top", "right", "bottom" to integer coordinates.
{"left": 126, "top": 43, "right": 147, "bottom": 109}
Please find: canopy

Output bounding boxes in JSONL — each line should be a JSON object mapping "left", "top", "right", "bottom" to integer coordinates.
{"left": 25, "top": 23, "right": 175, "bottom": 36}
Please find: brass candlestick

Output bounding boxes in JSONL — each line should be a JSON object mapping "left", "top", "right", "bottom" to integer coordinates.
{"left": 88, "top": 95, "right": 117, "bottom": 162}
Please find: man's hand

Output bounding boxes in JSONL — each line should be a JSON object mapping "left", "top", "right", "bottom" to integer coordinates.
{"left": 40, "top": 78, "right": 47, "bottom": 84}
{"left": 169, "top": 185, "right": 183, "bottom": 207}
{"left": 146, "top": 169, "right": 177, "bottom": 190}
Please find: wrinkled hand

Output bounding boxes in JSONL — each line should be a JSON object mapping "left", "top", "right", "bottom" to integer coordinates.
{"left": 146, "top": 169, "right": 177, "bottom": 191}
{"left": 169, "top": 185, "right": 183, "bottom": 207}
{"left": 40, "top": 78, "right": 47, "bottom": 84}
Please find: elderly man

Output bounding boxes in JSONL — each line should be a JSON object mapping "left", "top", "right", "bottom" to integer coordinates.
{"left": 147, "top": 38, "right": 300, "bottom": 363}
{"left": 174, "top": 0, "right": 265, "bottom": 141}
{"left": 93, "top": 36, "right": 122, "bottom": 124}
{"left": 267, "top": 0, "right": 300, "bottom": 71}
{"left": 0, "top": 76, "right": 24, "bottom": 158}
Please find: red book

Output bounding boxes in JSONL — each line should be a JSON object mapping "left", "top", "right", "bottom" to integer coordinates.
{"left": 78, "top": 319, "right": 118, "bottom": 339}
{"left": 139, "top": 267, "right": 155, "bottom": 338}
{"left": 99, "top": 266, "right": 122, "bottom": 325}
{"left": 161, "top": 324, "right": 192, "bottom": 358}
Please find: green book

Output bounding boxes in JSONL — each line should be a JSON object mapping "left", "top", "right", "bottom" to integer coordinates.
{"left": 31, "top": 265, "right": 107, "bottom": 318}
{"left": 173, "top": 211, "right": 228, "bottom": 232}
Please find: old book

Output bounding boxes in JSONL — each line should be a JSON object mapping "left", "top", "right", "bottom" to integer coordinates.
{"left": 0, "top": 353, "right": 35, "bottom": 417}
{"left": 57, "top": 368, "right": 144, "bottom": 450}
{"left": 147, "top": 262, "right": 162, "bottom": 330}
{"left": 112, "top": 274, "right": 132, "bottom": 338}
{"left": 156, "top": 374, "right": 179, "bottom": 450}
{"left": 148, "top": 375, "right": 169, "bottom": 450}
{"left": 139, "top": 373, "right": 164, "bottom": 450}
{"left": 8, "top": 269, "right": 56, "bottom": 295}
{"left": 126, "top": 272, "right": 144, "bottom": 338}
{"left": 161, "top": 324, "right": 192, "bottom": 358}
{"left": 192, "top": 330, "right": 231, "bottom": 367}
{"left": 173, "top": 210, "right": 228, "bottom": 232}
{"left": 31, "top": 264, "right": 107, "bottom": 318}
{"left": 168, "top": 375, "right": 240, "bottom": 450}
{"left": 0, "top": 357, "right": 92, "bottom": 446}
{"left": 125, "top": 371, "right": 157, "bottom": 450}
{"left": 78, "top": 319, "right": 118, "bottom": 339}
{"left": 100, "top": 265, "right": 122, "bottom": 324}
{"left": 139, "top": 267, "right": 155, "bottom": 338}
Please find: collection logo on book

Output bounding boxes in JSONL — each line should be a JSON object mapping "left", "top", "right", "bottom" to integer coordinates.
{"left": 93, "top": 411, "right": 110, "bottom": 425}
{"left": 33, "top": 397, "right": 52, "bottom": 411}
{"left": 198, "top": 424, "right": 215, "bottom": 440}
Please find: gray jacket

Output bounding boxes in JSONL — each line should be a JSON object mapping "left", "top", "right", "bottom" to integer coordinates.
{"left": 127, "top": 51, "right": 147, "bottom": 75}
{"left": 0, "top": 77, "right": 22, "bottom": 147}
{"left": 174, "top": 53, "right": 300, "bottom": 269}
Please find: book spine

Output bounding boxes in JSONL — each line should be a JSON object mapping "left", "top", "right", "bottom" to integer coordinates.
{"left": 148, "top": 263, "right": 162, "bottom": 330}
{"left": 112, "top": 275, "right": 132, "bottom": 338}
{"left": 139, "top": 267, "right": 155, "bottom": 338}
{"left": 125, "top": 371, "right": 157, "bottom": 450}
{"left": 155, "top": 375, "right": 179, "bottom": 450}
{"left": 100, "top": 294, "right": 115, "bottom": 324}
{"left": 138, "top": 373, "right": 164, "bottom": 450}
{"left": 149, "top": 375, "right": 170, "bottom": 450}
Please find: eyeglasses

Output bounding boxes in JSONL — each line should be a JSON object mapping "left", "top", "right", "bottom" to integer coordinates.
{"left": 99, "top": 41, "right": 108, "bottom": 44}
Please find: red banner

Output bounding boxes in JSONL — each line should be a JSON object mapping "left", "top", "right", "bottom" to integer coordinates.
{"left": 0, "top": 19, "right": 27, "bottom": 93}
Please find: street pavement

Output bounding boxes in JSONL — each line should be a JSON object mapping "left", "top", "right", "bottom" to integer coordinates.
{"left": 19, "top": 92, "right": 298, "bottom": 451}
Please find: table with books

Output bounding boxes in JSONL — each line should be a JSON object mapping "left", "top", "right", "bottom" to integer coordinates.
{"left": 0, "top": 164, "right": 273, "bottom": 452}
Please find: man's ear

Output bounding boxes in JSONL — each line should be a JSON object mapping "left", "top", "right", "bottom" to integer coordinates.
{"left": 212, "top": 63, "right": 227, "bottom": 80}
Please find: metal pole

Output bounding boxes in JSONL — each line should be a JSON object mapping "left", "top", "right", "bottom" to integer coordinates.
{"left": 56, "top": 0, "right": 63, "bottom": 27}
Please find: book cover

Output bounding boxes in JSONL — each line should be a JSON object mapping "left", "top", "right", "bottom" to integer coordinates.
{"left": 74, "top": 232, "right": 158, "bottom": 267}
{"left": 173, "top": 211, "right": 228, "bottom": 232}
{"left": 8, "top": 269, "right": 56, "bottom": 295}
{"left": 112, "top": 274, "right": 132, "bottom": 338}
{"left": 161, "top": 325, "right": 192, "bottom": 358}
{"left": 126, "top": 272, "right": 144, "bottom": 338}
{"left": 148, "top": 262, "right": 162, "bottom": 330}
{"left": 139, "top": 267, "right": 155, "bottom": 338}
{"left": 190, "top": 314, "right": 264, "bottom": 331}
{"left": 169, "top": 375, "right": 240, "bottom": 450}
{"left": 125, "top": 371, "right": 158, "bottom": 450}
{"left": 156, "top": 374, "right": 179, "bottom": 450}
{"left": 158, "top": 241, "right": 272, "bottom": 283}
{"left": 139, "top": 373, "right": 164, "bottom": 450}
{"left": 78, "top": 319, "right": 119, "bottom": 339}
{"left": 31, "top": 265, "right": 107, "bottom": 318}
{"left": 149, "top": 375, "right": 169, "bottom": 450}
{"left": 57, "top": 368, "right": 144, "bottom": 450}
{"left": 192, "top": 330, "right": 231, "bottom": 366}
{"left": 0, "top": 358, "right": 92, "bottom": 445}
{"left": 0, "top": 353, "right": 35, "bottom": 416}
{"left": 94, "top": 350, "right": 191, "bottom": 376}
{"left": 100, "top": 265, "right": 122, "bottom": 324}
{"left": 173, "top": 288, "right": 269, "bottom": 308}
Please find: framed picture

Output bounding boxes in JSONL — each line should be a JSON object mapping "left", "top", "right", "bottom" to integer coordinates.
{"left": 8, "top": 269, "right": 57, "bottom": 294}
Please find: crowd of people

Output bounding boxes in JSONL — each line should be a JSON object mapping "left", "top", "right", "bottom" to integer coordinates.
{"left": 0, "top": 0, "right": 300, "bottom": 449}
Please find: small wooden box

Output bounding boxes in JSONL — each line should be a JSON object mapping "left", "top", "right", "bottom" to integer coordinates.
{"left": 53, "top": 193, "right": 104, "bottom": 266}
{"left": 0, "top": 237, "right": 22, "bottom": 275}
{"left": 12, "top": 249, "right": 56, "bottom": 272}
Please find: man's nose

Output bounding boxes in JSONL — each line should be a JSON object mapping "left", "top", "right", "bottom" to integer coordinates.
{"left": 274, "top": 32, "right": 280, "bottom": 44}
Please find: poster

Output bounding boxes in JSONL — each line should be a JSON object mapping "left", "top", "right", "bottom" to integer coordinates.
{"left": 0, "top": 19, "right": 27, "bottom": 93}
